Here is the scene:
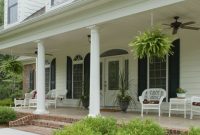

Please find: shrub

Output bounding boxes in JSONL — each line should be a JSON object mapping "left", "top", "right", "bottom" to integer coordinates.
{"left": 54, "top": 123, "right": 94, "bottom": 135}
{"left": 188, "top": 127, "right": 200, "bottom": 135}
{"left": 81, "top": 116, "right": 117, "bottom": 135}
{"left": 54, "top": 116, "right": 117, "bottom": 135}
{"left": 117, "top": 119, "right": 165, "bottom": 135}
{"left": 0, "top": 106, "right": 16, "bottom": 124}
{"left": 0, "top": 98, "right": 13, "bottom": 106}
{"left": 54, "top": 117, "right": 165, "bottom": 135}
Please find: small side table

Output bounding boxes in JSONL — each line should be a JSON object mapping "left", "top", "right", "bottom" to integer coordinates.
{"left": 169, "top": 98, "right": 190, "bottom": 118}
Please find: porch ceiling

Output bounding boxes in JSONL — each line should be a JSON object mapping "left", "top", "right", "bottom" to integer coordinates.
{"left": 0, "top": 0, "right": 200, "bottom": 56}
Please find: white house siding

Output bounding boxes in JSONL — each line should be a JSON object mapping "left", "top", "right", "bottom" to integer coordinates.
{"left": 20, "top": 0, "right": 45, "bottom": 21}
{"left": 180, "top": 31, "right": 200, "bottom": 97}
{"left": 53, "top": 39, "right": 138, "bottom": 108}
{"left": 4, "top": 0, "right": 45, "bottom": 28}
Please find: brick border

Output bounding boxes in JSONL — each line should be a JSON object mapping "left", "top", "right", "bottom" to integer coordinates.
{"left": 9, "top": 112, "right": 80, "bottom": 128}
{"left": 9, "top": 114, "right": 38, "bottom": 127}
{"left": 10, "top": 112, "right": 189, "bottom": 134}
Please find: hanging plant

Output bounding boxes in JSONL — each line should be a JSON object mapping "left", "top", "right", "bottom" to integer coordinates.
{"left": 129, "top": 28, "right": 173, "bottom": 60}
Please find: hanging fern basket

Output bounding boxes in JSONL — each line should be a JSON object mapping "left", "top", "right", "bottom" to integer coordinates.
{"left": 129, "top": 28, "right": 173, "bottom": 60}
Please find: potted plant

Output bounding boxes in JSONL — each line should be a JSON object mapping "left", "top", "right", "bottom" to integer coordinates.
{"left": 176, "top": 88, "right": 186, "bottom": 98}
{"left": 80, "top": 94, "right": 89, "bottom": 109}
{"left": 129, "top": 28, "right": 173, "bottom": 60}
{"left": 117, "top": 72, "right": 132, "bottom": 112}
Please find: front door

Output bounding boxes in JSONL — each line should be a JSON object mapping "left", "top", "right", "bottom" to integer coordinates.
{"left": 104, "top": 57, "right": 122, "bottom": 107}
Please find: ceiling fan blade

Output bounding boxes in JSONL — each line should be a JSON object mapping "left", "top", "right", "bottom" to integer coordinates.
{"left": 172, "top": 28, "right": 178, "bottom": 35}
{"left": 181, "top": 26, "right": 200, "bottom": 30}
{"left": 181, "top": 21, "right": 195, "bottom": 26}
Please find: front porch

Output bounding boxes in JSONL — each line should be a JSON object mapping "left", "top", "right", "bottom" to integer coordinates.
{"left": 14, "top": 107, "right": 200, "bottom": 130}
{"left": 0, "top": 0, "right": 200, "bottom": 127}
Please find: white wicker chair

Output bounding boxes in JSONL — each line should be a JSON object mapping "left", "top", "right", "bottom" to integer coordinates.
{"left": 46, "top": 90, "right": 57, "bottom": 109}
{"left": 14, "top": 90, "right": 37, "bottom": 108}
{"left": 27, "top": 90, "right": 37, "bottom": 108}
{"left": 190, "top": 96, "right": 200, "bottom": 119}
{"left": 139, "top": 88, "right": 166, "bottom": 117}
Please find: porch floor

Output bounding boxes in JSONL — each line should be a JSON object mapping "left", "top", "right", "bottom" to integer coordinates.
{"left": 14, "top": 107, "right": 200, "bottom": 130}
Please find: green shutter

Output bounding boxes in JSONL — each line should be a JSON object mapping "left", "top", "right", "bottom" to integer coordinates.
{"left": 138, "top": 57, "right": 147, "bottom": 97}
{"left": 84, "top": 53, "right": 90, "bottom": 96}
{"left": 67, "top": 56, "right": 72, "bottom": 98}
{"left": 168, "top": 39, "right": 180, "bottom": 99}
{"left": 50, "top": 58, "right": 56, "bottom": 90}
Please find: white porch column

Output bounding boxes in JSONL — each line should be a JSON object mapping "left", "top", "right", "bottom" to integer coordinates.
{"left": 88, "top": 25, "right": 100, "bottom": 117}
{"left": 34, "top": 40, "right": 48, "bottom": 114}
{"left": 35, "top": 57, "right": 38, "bottom": 92}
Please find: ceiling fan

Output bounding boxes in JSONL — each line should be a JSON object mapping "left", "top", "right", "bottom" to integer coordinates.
{"left": 163, "top": 16, "right": 200, "bottom": 34}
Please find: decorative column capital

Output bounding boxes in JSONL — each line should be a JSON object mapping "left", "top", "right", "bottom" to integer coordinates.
{"left": 34, "top": 40, "right": 44, "bottom": 44}
{"left": 87, "top": 25, "right": 99, "bottom": 30}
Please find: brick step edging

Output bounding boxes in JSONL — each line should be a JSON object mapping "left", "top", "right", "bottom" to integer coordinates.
{"left": 9, "top": 114, "right": 38, "bottom": 127}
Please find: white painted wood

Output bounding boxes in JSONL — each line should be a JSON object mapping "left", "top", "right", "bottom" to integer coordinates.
{"left": 179, "top": 31, "right": 200, "bottom": 98}
{"left": 4, "top": 0, "right": 45, "bottom": 28}
{"left": 34, "top": 40, "right": 48, "bottom": 114}
{"left": 88, "top": 25, "right": 100, "bottom": 117}
{"left": 55, "top": 54, "right": 67, "bottom": 97}
{"left": 0, "top": 0, "right": 184, "bottom": 49}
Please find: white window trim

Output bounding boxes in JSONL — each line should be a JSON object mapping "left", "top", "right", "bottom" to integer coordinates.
{"left": 49, "top": 0, "right": 76, "bottom": 11}
{"left": 147, "top": 56, "right": 169, "bottom": 102}
{"left": 7, "top": 0, "right": 18, "bottom": 24}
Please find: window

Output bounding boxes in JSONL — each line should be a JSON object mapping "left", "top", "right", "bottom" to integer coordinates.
{"left": 51, "top": 0, "right": 75, "bottom": 6}
{"left": 8, "top": 0, "right": 18, "bottom": 24}
{"left": 45, "top": 67, "right": 50, "bottom": 93}
{"left": 148, "top": 57, "right": 167, "bottom": 90}
{"left": 108, "top": 61, "right": 119, "bottom": 90}
{"left": 101, "top": 49, "right": 128, "bottom": 57}
{"left": 73, "top": 55, "right": 83, "bottom": 99}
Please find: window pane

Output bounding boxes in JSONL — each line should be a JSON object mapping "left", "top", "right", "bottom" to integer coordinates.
{"left": 108, "top": 61, "right": 119, "bottom": 90}
{"left": 149, "top": 57, "right": 166, "bottom": 90}
{"left": 73, "top": 64, "right": 83, "bottom": 99}
{"left": 45, "top": 68, "right": 50, "bottom": 93}
{"left": 8, "top": 3, "right": 18, "bottom": 24}
{"left": 8, "top": 0, "right": 17, "bottom": 6}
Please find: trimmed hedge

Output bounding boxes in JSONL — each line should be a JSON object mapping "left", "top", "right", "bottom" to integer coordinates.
{"left": 0, "top": 98, "right": 13, "bottom": 106}
{"left": 54, "top": 117, "right": 165, "bottom": 135}
{"left": 117, "top": 119, "right": 165, "bottom": 135}
{"left": 0, "top": 106, "right": 16, "bottom": 124}
{"left": 188, "top": 127, "right": 200, "bottom": 135}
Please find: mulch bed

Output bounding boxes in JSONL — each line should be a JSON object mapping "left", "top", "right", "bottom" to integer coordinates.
{"left": 0, "top": 124, "right": 8, "bottom": 128}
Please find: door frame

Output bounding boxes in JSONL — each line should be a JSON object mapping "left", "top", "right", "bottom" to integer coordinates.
{"left": 100, "top": 54, "right": 129, "bottom": 107}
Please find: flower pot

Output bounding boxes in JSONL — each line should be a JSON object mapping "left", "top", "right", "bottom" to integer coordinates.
{"left": 82, "top": 99, "right": 89, "bottom": 109}
{"left": 119, "top": 101, "right": 129, "bottom": 112}
{"left": 177, "top": 93, "right": 186, "bottom": 98}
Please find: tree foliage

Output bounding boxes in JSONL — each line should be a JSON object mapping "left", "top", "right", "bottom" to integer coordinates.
{"left": 0, "top": 54, "right": 23, "bottom": 100}
{"left": 0, "top": 0, "right": 4, "bottom": 26}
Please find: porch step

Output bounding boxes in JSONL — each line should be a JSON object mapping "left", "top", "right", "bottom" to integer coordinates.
{"left": 30, "top": 119, "right": 71, "bottom": 129}
{"left": 37, "top": 115, "right": 80, "bottom": 123}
